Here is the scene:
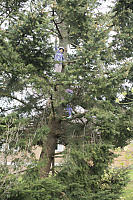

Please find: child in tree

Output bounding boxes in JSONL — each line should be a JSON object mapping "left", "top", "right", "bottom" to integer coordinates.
{"left": 66, "top": 104, "right": 73, "bottom": 119}
{"left": 54, "top": 47, "right": 64, "bottom": 72}
{"left": 65, "top": 89, "right": 73, "bottom": 119}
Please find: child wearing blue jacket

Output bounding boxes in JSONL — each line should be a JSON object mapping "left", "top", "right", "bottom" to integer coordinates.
{"left": 54, "top": 47, "right": 64, "bottom": 72}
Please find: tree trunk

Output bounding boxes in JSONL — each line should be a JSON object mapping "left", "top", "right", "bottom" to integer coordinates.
{"left": 39, "top": 117, "right": 61, "bottom": 177}
{"left": 39, "top": 18, "right": 69, "bottom": 178}
{"left": 59, "top": 22, "right": 68, "bottom": 72}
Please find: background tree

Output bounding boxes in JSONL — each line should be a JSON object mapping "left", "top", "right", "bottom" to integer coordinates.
{"left": 0, "top": 0, "right": 132, "bottom": 199}
{"left": 112, "top": 0, "right": 133, "bottom": 101}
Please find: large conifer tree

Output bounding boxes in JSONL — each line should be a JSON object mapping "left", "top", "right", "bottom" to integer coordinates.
{"left": 0, "top": 0, "right": 132, "bottom": 199}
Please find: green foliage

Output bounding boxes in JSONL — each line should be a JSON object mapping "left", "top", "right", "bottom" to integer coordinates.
{"left": 0, "top": 144, "right": 127, "bottom": 200}
{"left": 0, "top": 0, "right": 29, "bottom": 24}
{"left": 33, "top": 125, "right": 50, "bottom": 145}
{"left": 57, "top": 144, "right": 127, "bottom": 200}
{"left": 0, "top": 172, "right": 65, "bottom": 200}
{"left": 7, "top": 10, "right": 53, "bottom": 71}
{"left": 0, "top": 0, "right": 133, "bottom": 199}
{"left": 112, "top": 0, "right": 133, "bottom": 59}
{"left": 122, "top": 168, "right": 133, "bottom": 200}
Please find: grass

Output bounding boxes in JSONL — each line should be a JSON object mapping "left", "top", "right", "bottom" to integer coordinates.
{"left": 112, "top": 142, "right": 133, "bottom": 200}
{"left": 121, "top": 168, "right": 133, "bottom": 200}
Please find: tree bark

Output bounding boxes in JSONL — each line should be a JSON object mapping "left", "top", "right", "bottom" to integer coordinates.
{"left": 39, "top": 13, "right": 69, "bottom": 178}
{"left": 39, "top": 117, "right": 61, "bottom": 177}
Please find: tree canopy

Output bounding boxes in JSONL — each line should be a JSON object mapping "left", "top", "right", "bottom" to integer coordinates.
{"left": 0, "top": 0, "right": 133, "bottom": 199}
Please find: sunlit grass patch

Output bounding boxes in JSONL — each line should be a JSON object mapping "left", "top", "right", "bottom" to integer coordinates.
{"left": 121, "top": 167, "right": 133, "bottom": 200}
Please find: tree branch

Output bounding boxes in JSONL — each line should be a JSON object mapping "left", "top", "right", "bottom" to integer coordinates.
{"left": 52, "top": 7, "right": 63, "bottom": 39}
{"left": 50, "top": 94, "right": 55, "bottom": 119}
{"left": 0, "top": 92, "right": 27, "bottom": 105}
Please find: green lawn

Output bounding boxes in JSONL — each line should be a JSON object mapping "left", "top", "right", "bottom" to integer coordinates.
{"left": 121, "top": 168, "right": 133, "bottom": 200}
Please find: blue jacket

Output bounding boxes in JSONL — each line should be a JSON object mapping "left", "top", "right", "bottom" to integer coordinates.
{"left": 54, "top": 50, "right": 64, "bottom": 62}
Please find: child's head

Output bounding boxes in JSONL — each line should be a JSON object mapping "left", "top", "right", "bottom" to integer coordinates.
{"left": 59, "top": 47, "right": 64, "bottom": 53}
